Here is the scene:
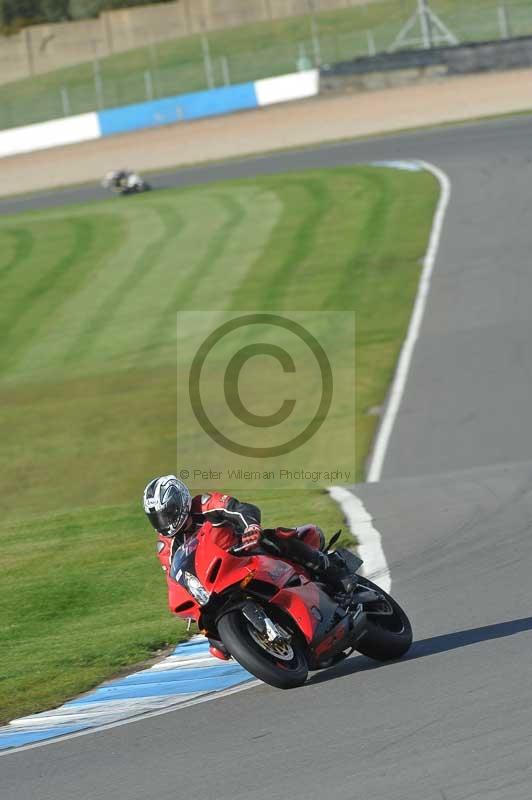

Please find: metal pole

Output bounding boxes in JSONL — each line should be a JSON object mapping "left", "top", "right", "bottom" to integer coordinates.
{"left": 366, "top": 30, "right": 376, "bottom": 56}
{"left": 60, "top": 87, "right": 70, "bottom": 117}
{"left": 147, "top": 40, "right": 161, "bottom": 98}
{"left": 144, "top": 70, "right": 154, "bottom": 101}
{"left": 498, "top": 4, "right": 511, "bottom": 38}
{"left": 93, "top": 58, "right": 104, "bottom": 109}
{"left": 201, "top": 35, "right": 215, "bottom": 90}
{"left": 311, "top": 16, "right": 321, "bottom": 65}
{"left": 221, "top": 56, "right": 231, "bottom": 86}
{"left": 297, "top": 42, "right": 311, "bottom": 70}
{"left": 418, "top": 0, "right": 432, "bottom": 49}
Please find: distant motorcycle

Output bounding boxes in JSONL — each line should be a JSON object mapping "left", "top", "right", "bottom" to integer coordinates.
{"left": 101, "top": 170, "right": 151, "bottom": 195}
{"left": 167, "top": 526, "right": 413, "bottom": 689}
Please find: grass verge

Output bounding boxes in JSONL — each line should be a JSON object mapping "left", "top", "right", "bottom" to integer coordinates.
{"left": 0, "top": 165, "right": 438, "bottom": 723}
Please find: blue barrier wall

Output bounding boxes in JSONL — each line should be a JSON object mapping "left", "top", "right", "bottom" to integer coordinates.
{"left": 98, "top": 82, "right": 258, "bottom": 137}
{"left": 0, "top": 70, "right": 319, "bottom": 158}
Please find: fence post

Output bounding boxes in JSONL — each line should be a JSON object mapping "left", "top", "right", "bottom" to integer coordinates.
{"left": 297, "top": 43, "right": 312, "bottom": 71}
{"left": 147, "top": 41, "right": 160, "bottom": 98}
{"left": 144, "top": 70, "right": 154, "bottom": 101}
{"left": 418, "top": 0, "right": 432, "bottom": 49}
{"left": 311, "top": 16, "right": 322, "bottom": 65}
{"left": 201, "top": 35, "right": 215, "bottom": 90}
{"left": 93, "top": 59, "right": 104, "bottom": 110}
{"left": 366, "top": 30, "right": 376, "bottom": 56}
{"left": 60, "top": 87, "right": 71, "bottom": 117}
{"left": 221, "top": 56, "right": 231, "bottom": 86}
{"left": 498, "top": 4, "right": 511, "bottom": 38}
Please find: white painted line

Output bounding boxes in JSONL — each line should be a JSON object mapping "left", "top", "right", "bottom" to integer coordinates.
{"left": 370, "top": 160, "right": 423, "bottom": 172}
{"left": 148, "top": 656, "right": 218, "bottom": 670}
{"left": 327, "top": 486, "right": 391, "bottom": 593}
{"left": 328, "top": 161, "right": 450, "bottom": 593}
{"left": 366, "top": 160, "right": 451, "bottom": 482}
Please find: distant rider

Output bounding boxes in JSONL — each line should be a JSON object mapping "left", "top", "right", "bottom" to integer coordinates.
{"left": 142, "top": 475, "right": 349, "bottom": 659}
{"left": 102, "top": 169, "right": 129, "bottom": 191}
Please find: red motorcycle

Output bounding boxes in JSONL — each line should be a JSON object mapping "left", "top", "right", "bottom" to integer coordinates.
{"left": 167, "top": 524, "right": 412, "bottom": 689}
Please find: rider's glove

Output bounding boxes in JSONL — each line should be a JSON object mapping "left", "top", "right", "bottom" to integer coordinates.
{"left": 240, "top": 523, "right": 262, "bottom": 551}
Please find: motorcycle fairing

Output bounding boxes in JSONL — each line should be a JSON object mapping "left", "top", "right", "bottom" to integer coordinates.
{"left": 271, "top": 582, "right": 343, "bottom": 646}
{"left": 166, "top": 536, "right": 207, "bottom": 619}
{"left": 166, "top": 524, "right": 353, "bottom": 655}
{"left": 166, "top": 531, "right": 285, "bottom": 614}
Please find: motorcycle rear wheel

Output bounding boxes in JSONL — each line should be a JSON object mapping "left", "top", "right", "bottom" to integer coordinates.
{"left": 354, "top": 576, "right": 412, "bottom": 661}
{"left": 218, "top": 610, "right": 308, "bottom": 690}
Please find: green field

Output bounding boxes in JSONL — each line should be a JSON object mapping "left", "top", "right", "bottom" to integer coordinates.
{"left": 1, "top": 0, "right": 531, "bottom": 128}
{"left": 0, "top": 165, "right": 438, "bottom": 723}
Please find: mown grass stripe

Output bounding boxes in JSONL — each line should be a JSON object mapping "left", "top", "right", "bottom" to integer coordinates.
{"left": 326, "top": 169, "right": 393, "bottom": 310}
{"left": 227, "top": 179, "right": 328, "bottom": 312}
{"left": 10, "top": 206, "right": 166, "bottom": 381}
{"left": 0, "top": 228, "right": 35, "bottom": 282}
{"left": 63, "top": 202, "right": 185, "bottom": 366}
{"left": 261, "top": 179, "right": 330, "bottom": 309}
{"left": 0, "top": 212, "right": 126, "bottom": 382}
{"left": 142, "top": 191, "right": 246, "bottom": 357}
{"left": 0, "top": 218, "right": 94, "bottom": 374}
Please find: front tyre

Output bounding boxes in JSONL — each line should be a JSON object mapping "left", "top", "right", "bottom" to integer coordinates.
{"left": 218, "top": 610, "right": 308, "bottom": 689}
{"left": 354, "top": 576, "right": 412, "bottom": 661}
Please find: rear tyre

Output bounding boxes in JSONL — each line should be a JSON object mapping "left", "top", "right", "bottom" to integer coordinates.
{"left": 218, "top": 610, "right": 308, "bottom": 690}
{"left": 354, "top": 576, "right": 412, "bottom": 661}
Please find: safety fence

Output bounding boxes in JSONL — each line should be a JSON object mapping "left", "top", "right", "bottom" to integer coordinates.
{"left": 2, "top": 0, "right": 532, "bottom": 132}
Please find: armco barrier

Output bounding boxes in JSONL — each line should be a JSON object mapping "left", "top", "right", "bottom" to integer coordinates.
{"left": 0, "top": 70, "right": 319, "bottom": 160}
{"left": 319, "top": 35, "right": 532, "bottom": 95}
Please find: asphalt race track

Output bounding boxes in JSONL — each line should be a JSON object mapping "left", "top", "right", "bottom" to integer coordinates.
{"left": 3, "top": 115, "right": 532, "bottom": 799}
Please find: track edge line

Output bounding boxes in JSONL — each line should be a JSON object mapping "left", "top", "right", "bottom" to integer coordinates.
{"left": 365, "top": 159, "right": 451, "bottom": 482}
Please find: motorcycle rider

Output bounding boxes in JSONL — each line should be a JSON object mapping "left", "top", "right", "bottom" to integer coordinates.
{"left": 102, "top": 169, "right": 129, "bottom": 191}
{"left": 142, "top": 475, "right": 349, "bottom": 658}
{"left": 102, "top": 169, "right": 147, "bottom": 193}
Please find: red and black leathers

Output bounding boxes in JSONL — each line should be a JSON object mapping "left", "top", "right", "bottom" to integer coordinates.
{"left": 155, "top": 491, "right": 325, "bottom": 574}
{"left": 156, "top": 491, "right": 259, "bottom": 571}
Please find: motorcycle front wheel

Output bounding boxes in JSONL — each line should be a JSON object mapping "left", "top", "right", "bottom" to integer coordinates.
{"left": 354, "top": 575, "right": 413, "bottom": 661}
{"left": 218, "top": 610, "right": 308, "bottom": 689}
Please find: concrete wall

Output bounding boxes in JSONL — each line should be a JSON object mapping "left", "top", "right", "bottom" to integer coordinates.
{"left": 0, "top": 0, "right": 371, "bottom": 85}
{"left": 104, "top": 4, "right": 191, "bottom": 51}
{"left": 0, "top": 69, "right": 320, "bottom": 157}
{"left": 320, "top": 35, "right": 532, "bottom": 95}
{"left": 0, "top": 31, "right": 31, "bottom": 82}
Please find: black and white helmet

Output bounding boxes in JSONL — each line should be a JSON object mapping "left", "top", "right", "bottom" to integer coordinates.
{"left": 143, "top": 475, "right": 192, "bottom": 537}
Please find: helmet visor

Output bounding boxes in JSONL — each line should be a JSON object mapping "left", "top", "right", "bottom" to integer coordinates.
{"left": 146, "top": 505, "right": 189, "bottom": 537}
